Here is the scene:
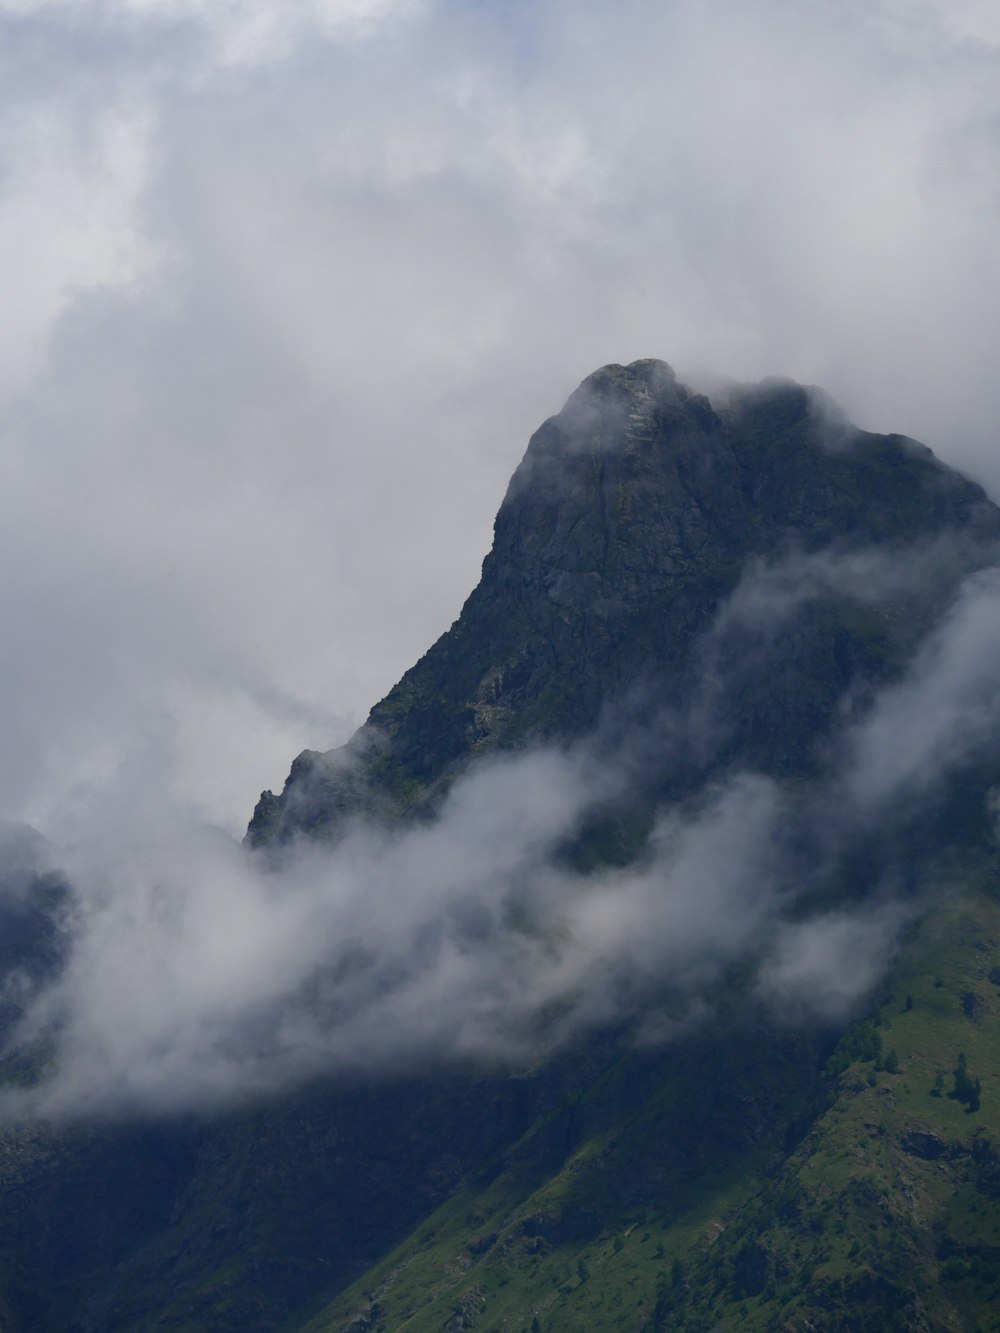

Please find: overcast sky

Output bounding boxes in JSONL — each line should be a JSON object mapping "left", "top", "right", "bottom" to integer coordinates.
{"left": 2, "top": 0, "right": 1000, "bottom": 838}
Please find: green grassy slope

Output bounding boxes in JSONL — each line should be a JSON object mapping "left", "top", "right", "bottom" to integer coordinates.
{"left": 299, "top": 1031, "right": 821, "bottom": 1333}
{"left": 299, "top": 865, "right": 1000, "bottom": 1333}
{"left": 680, "top": 867, "right": 1000, "bottom": 1333}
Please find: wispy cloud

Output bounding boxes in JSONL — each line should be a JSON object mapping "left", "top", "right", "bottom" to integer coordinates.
{"left": 4, "top": 540, "right": 998, "bottom": 1119}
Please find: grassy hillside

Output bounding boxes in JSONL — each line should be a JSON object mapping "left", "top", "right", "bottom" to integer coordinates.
{"left": 300, "top": 863, "right": 1000, "bottom": 1333}
{"left": 683, "top": 866, "right": 1000, "bottom": 1333}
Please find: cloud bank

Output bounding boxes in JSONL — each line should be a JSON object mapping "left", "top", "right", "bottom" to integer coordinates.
{"left": 3, "top": 543, "right": 998, "bottom": 1120}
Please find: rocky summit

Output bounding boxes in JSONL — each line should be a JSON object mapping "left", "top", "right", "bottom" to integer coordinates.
{"left": 3, "top": 361, "right": 1000, "bottom": 1331}
{"left": 248, "top": 358, "right": 999, "bottom": 848}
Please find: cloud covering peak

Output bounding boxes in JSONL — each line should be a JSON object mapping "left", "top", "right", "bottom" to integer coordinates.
{"left": 5, "top": 529, "right": 1000, "bottom": 1119}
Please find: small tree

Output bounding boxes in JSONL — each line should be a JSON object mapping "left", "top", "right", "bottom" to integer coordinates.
{"left": 951, "top": 1053, "right": 974, "bottom": 1103}
{"left": 949, "top": 1053, "right": 983, "bottom": 1110}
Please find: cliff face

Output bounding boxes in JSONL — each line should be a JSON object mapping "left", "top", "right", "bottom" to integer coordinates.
{"left": 248, "top": 359, "right": 1000, "bottom": 847}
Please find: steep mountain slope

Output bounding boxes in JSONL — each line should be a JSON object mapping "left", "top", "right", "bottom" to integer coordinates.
{"left": 1, "top": 360, "right": 999, "bottom": 1332}
{"left": 247, "top": 359, "right": 998, "bottom": 850}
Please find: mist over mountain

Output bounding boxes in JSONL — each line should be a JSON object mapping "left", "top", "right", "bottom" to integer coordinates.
{"left": 3, "top": 360, "right": 999, "bottom": 1116}
{"left": 1, "top": 359, "right": 1000, "bottom": 1329}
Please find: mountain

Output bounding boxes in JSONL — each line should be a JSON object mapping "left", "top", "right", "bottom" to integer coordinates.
{"left": 248, "top": 359, "right": 998, "bottom": 852}
{"left": 2, "top": 360, "right": 1000, "bottom": 1332}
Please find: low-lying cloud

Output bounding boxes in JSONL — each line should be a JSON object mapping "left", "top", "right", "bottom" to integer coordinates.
{"left": 843, "top": 566, "right": 1000, "bottom": 807}
{"left": 3, "top": 542, "right": 998, "bottom": 1121}
{"left": 5, "top": 749, "right": 783, "bottom": 1116}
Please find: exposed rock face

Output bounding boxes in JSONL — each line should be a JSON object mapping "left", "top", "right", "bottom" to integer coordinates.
{"left": 248, "top": 359, "right": 1000, "bottom": 847}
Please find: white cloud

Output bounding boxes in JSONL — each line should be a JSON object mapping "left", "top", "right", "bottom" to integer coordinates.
{"left": 843, "top": 567, "right": 1000, "bottom": 807}
{"left": 11, "top": 531, "right": 1000, "bottom": 1117}
{"left": 0, "top": 0, "right": 419, "bottom": 64}
{"left": 758, "top": 904, "right": 912, "bottom": 1019}
{"left": 872, "top": 0, "right": 1000, "bottom": 53}
{"left": 0, "top": 98, "right": 153, "bottom": 389}
{"left": 0, "top": 749, "right": 788, "bottom": 1115}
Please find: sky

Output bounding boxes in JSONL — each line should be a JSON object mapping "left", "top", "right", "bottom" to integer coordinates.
{"left": 0, "top": 0, "right": 999, "bottom": 839}
{"left": 1, "top": 0, "right": 1000, "bottom": 1115}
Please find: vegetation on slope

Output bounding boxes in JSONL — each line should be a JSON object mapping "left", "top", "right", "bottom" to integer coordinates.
{"left": 302, "top": 864, "right": 1000, "bottom": 1333}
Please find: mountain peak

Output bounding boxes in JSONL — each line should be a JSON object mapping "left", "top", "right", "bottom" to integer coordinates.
{"left": 248, "top": 362, "right": 1000, "bottom": 847}
{"left": 576, "top": 356, "right": 680, "bottom": 396}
